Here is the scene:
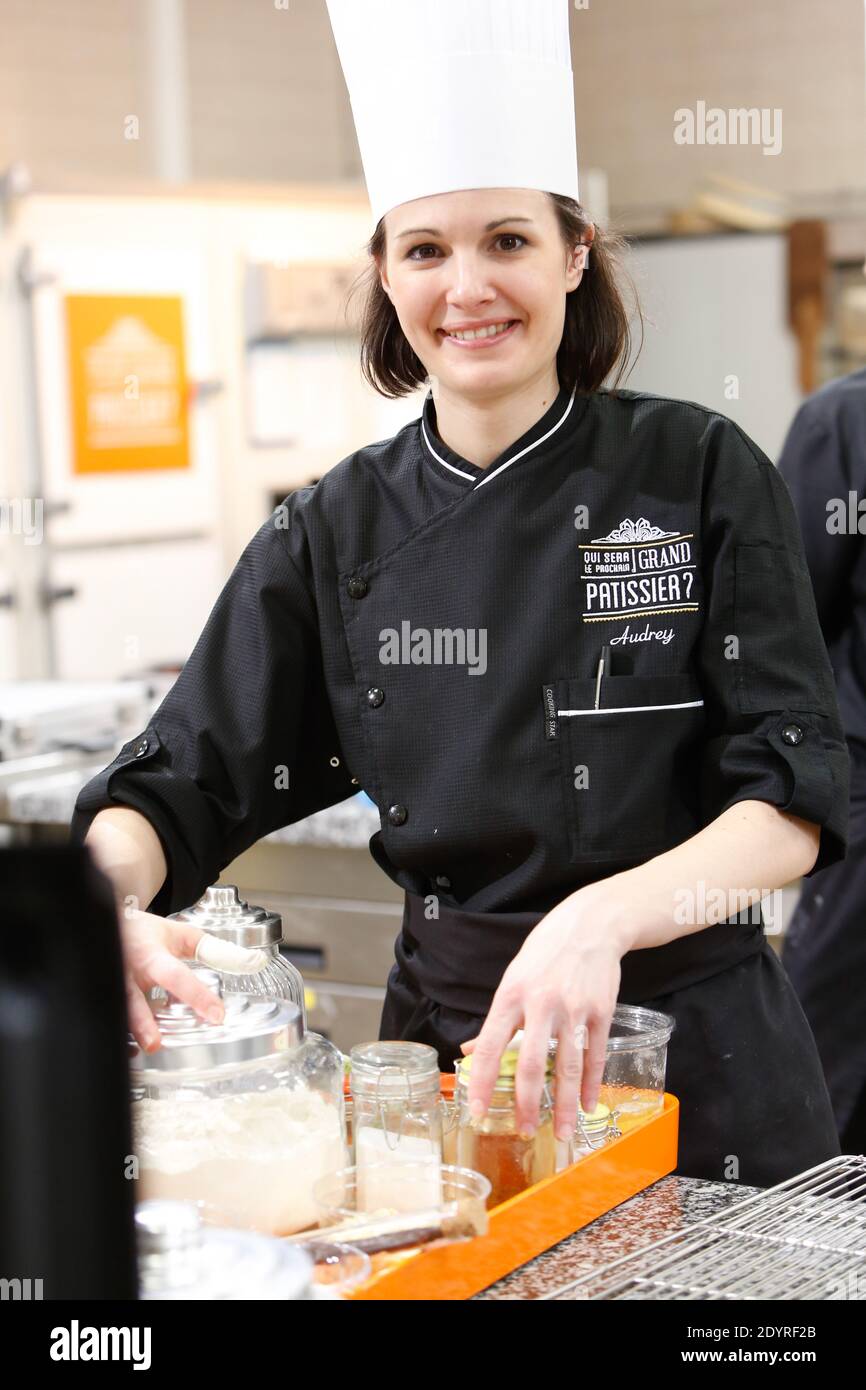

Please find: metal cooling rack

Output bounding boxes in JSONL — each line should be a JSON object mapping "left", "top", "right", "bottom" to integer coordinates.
{"left": 538, "top": 1155, "right": 866, "bottom": 1300}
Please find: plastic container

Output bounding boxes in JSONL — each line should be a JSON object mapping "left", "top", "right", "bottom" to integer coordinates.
{"left": 598, "top": 1004, "right": 675, "bottom": 1132}
{"left": 541, "top": 1004, "right": 674, "bottom": 1140}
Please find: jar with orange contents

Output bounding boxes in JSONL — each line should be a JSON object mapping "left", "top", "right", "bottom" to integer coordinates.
{"left": 454, "top": 1049, "right": 556, "bottom": 1207}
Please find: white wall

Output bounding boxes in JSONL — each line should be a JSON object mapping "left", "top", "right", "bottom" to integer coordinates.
{"left": 0, "top": 186, "right": 418, "bottom": 678}
{"left": 2, "top": 0, "right": 863, "bottom": 220}
{"left": 623, "top": 233, "right": 801, "bottom": 461}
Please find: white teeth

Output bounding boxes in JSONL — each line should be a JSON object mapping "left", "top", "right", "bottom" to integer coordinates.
{"left": 446, "top": 321, "right": 514, "bottom": 341}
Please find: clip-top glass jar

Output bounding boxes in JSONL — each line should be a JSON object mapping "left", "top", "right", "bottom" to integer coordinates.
{"left": 571, "top": 1101, "right": 619, "bottom": 1157}
{"left": 455, "top": 1049, "right": 556, "bottom": 1206}
{"left": 349, "top": 1041, "right": 443, "bottom": 1208}
{"left": 170, "top": 884, "right": 305, "bottom": 1024}
{"left": 129, "top": 964, "right": 346, "bottom": 1235}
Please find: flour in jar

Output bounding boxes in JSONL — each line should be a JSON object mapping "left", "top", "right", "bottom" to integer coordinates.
{"left": 132, "top": 1086, "right": 346, "bottom": 1236}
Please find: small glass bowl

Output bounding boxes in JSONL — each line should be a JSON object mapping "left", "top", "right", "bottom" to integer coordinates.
{"left": 294, "top": 1238, "right": 371, "bottom": 1296}
{"left": 313, "top": 1161, "right": 490, "bottom": 1243}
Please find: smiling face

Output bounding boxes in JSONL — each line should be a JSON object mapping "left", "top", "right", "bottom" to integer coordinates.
{"left": 377, "top": 188, "right": 587, "bottom": 404}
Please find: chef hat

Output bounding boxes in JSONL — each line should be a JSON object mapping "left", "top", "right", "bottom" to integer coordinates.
{"left": 325, "top": 0, "right": 580, "bottom": 227}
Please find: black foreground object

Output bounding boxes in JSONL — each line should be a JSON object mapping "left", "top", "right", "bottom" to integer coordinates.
{"left": 0, "top": 845, "right": 137, "bottom": 1299}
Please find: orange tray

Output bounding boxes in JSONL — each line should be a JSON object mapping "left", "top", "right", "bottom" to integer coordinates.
{"left": 341, "top": 1079, "right": 679, "bottom": 1301}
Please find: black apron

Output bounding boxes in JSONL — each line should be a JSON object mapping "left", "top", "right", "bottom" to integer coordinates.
{"left": 379, "top": 891, "right": 840, "bottom": 1188}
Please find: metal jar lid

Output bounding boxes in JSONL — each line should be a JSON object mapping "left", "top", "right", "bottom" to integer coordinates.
{"left": 349, "top": 1041, "right": 441, "bottom": 1099}
{"left": 129, "top": 964, "right": 303, "bottom": 1072}
{"left": 576, "top": 1101, "right": 613, "bottom": 1135}
{"left": 170, "top": 884, "right": 283, "bottom": 949}
{"left": 135, "top": 1200, "right": 314, "bottom": 1301}
{"left": 455, "top": 1047, "right": 555, "bottom": 1092}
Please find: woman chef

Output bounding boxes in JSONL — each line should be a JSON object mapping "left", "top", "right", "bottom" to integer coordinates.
{"left": 71, "top": 0, "right": 849, "bottom": 1187}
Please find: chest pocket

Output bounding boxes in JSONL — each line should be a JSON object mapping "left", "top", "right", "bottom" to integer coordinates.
{"left": 548, "top": 672, "right": 707, "bottom": 862}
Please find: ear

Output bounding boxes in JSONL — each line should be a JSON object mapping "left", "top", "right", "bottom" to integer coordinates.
{"left": 567, "top": 228, "right": 595, "bottom": 290}
{"left": 565, "top": 245, "right": 586, "bottom": 291}
{"left": 375, "top": 255, "right": 392, "bottom": 302}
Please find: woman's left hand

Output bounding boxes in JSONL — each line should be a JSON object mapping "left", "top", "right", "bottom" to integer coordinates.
{"left": 460, "top": 884, "right": 634, "bottom": 1142}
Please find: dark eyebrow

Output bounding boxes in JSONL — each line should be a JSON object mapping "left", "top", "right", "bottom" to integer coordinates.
{"left": 394, "top": 216, "right": 535, "bottom": 240}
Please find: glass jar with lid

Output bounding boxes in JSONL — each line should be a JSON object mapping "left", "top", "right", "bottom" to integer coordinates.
{"left": 349, "top": 1041, "right": 443, "bottom": 1208}
{"left": 571, "top": 1101, "right": 619, "bottom": 1157}
{"left": 170, "top": 884, "right": 305, "bottom": 1023}
{"left": 129, "top": 964, "right": 346, "bottom": 1236}
{"left": 454, "top": 1049, "right": 556, "bottom": 1206}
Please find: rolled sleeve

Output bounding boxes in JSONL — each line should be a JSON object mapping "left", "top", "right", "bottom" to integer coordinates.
{"left": 69, "top": 725, "right": 224, "bottom": 917}
{"left": 695, "top": 417, "right": 850, "bottom": 876}
{"left": 69, "top": 497, "right": 356, "bottom": 915}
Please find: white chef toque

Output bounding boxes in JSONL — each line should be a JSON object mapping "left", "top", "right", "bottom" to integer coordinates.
{"left": 325, "top": 0, "right": 580, "bottom": 227}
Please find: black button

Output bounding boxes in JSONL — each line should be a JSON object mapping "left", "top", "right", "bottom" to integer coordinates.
{"left": 387, "top": 804, "right": 408, "bottom": 826}
{"left": 347, "top": 576, "right": 368, "bottom": 599}
{"left": 781, "top": 723, "right": 804, "bottom": 746}
{"left": 133, "top": 737, "right": 149, "bottom": 757}
{"left": 366, "top": 687, "right": 385, "bottom": 708}
{"left": 435, "top": 875, "right": 451, "bottom": 889}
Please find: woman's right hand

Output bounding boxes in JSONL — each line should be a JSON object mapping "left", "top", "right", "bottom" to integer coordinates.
{"left": 81, "top": 808, "right": 267, "bottom": 1050}
{"left": 121, "top": 906, "right": 225, "bottom": 1052}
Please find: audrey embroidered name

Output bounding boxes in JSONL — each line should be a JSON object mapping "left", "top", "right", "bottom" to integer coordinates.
{"left": 379, "top": 621, "right": 487, "bottom": 675}
{"left": 610, "top": 622, "right": 675, "bottom": 646}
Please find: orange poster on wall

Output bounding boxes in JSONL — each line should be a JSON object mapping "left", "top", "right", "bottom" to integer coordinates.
{"left": 65, "top": 294, "right": 190, "bottom": 474}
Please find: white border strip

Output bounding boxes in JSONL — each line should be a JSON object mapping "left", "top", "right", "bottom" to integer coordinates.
{"left": 558, "top": 699, "right": 705, "bottom": 715}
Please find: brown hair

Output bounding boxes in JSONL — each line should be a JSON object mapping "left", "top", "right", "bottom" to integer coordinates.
{"left": 346, "top": 193, "right": 643, "bottom": 399}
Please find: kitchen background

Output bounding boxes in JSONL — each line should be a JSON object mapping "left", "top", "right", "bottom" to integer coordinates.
{"left": 1, "top": 0, "right": 864, "bottom": 1050}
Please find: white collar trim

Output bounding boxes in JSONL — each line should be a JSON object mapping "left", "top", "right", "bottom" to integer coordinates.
{"left": 420, "top": 414, "right": 476, "bottom": 480}
{"left": 420, "top": 387, "right": 578, "bottom": 489}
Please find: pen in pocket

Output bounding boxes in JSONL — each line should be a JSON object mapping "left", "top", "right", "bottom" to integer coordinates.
{"left": 594, "top": 644, "right": 612, "bottom": 709}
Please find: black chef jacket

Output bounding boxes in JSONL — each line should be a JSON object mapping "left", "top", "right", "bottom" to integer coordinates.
{"left": 775, "top": 367, "right": 866, "bottom": 1145}
{"left": 70, "top": 381, "right": 849, "bottom": 1184}
{"left": 775, "top": 366, "right": 866, "bottom": 769}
